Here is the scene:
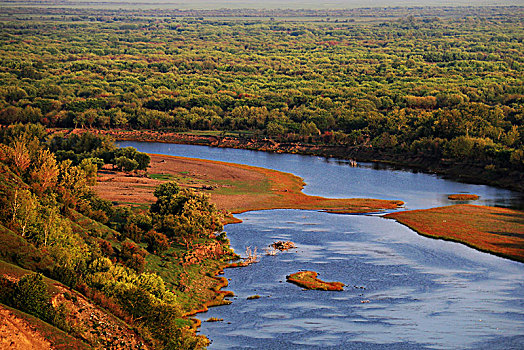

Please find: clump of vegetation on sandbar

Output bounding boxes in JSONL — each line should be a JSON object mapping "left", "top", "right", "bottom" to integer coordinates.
{"left": 448, "top": 194, "right": 479, "bottom": 200}
{"left": 286, "top": 271, "right": 344, "bottom": 291}
{"left": 271, "top": 241, "right": 296, "bottom": 251}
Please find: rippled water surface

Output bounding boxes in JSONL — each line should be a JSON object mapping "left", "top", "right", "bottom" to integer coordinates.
{"left": 121, "top": 142, "right": 524, "bottom": 349}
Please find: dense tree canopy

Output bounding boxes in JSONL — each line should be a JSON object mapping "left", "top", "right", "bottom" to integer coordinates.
{"left": 0, "top": 6, "right": 522, "bottom": 176}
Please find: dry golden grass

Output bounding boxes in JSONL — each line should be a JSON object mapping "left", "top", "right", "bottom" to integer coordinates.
{"left": 448, "top": 194, "right": 479, "bottom": 200}
{"left": 386, "top": 204, "right": 524, "bottom": 262}
{"left": 95, "top": 154, "right": 403, "bottom": 215}
{"left": 286, "top": 271, "right": 344, "bottom": 291}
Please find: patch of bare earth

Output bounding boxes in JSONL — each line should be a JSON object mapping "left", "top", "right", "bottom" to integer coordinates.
{"left": 96, "top": 167, "right": 160, "bottom": 204}
{"left": 51, "top": 285, "right": 148, "bottom": 350}
{"left": 0, "top": 305, "right": 53, "bottom": 350}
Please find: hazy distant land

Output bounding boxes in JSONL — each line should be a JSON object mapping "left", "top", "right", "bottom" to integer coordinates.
{"left": 2, "top": 0, "right": 523, "bottom": 9}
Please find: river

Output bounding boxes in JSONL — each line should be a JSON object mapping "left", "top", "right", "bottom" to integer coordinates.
{"left": 121, "top": 141, "right": 524, "bottom": 350}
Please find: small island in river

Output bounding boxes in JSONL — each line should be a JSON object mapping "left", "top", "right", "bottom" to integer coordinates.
{"left": 286, "top": 271, "right": 345, "bottom": 291}
{"left": 448, "top": 194, "right": 480, "bottom": 201}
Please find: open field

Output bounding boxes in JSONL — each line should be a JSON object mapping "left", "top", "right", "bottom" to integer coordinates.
{"left": 386, "top": 204, "right": 524, "bottom": 262}
{"left": 2, "top": 0, "right": 519, "bottom": 10}
{"left": 95, "top": 154, "right": 403, "bottom": 216}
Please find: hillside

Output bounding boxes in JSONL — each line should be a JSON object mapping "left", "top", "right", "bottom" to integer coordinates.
{"left": 0, "top": 125, "right": 236, "bottom": 349}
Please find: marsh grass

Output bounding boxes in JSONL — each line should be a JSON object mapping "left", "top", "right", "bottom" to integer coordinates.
{"left": 286, "top": 271, "right": 344, "bottom": 291}
{"left": 386, "top": 204, "right": 524, "bottom": 263}
{"left": 448, "top": 194, "right": 480, "bottom": 201}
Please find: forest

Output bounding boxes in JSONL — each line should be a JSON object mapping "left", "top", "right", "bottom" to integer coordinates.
{"left": 0, "top": 6, "right": 522, "bottom": 189}
{"left": 0, "top": 5, "right": 522, "bottom": 348}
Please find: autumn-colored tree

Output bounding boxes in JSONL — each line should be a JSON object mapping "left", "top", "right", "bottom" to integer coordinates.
{"left": 9, "top": 137, "right": 31, "bottom": 175}
{"left": 30, "top": 149, "right": 59, "bottom": 194}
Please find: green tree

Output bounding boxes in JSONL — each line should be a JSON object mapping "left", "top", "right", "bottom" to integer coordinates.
{"left": 11, "top": 189, "right": 38, "bottom": 238}
{"left": 134, "top": 152, "right": 151, "bottom": 170}
{"left": 13, "top": 273, "right": 53, "bottom": 321}
{"left": 150, "top": 182, "right": 223, "bottom": 248}
{"left": 115, "top": 156, "right": 138, "bottom": 172}
{"left": 79, "top": 158, "right": 98, "bottom": 185}
{"left": 266, "top": 122, "right": 286, "bottom": 138}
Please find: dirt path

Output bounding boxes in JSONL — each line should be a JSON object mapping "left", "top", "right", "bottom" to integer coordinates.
{"left": 0, "top": 305, "right": 53, "bottom": 350}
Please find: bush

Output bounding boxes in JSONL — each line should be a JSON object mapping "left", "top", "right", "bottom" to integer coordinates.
{"left": 134, "top": 152, "right": 151, "bottom": 170}
{"left": 13, "top": 273, "right": 53, "bottom": 320}
{"left": 0, "top": 275, "right": 15, "bottom": 304}
{"left": 120, "top": 241, "right": 147, "bottom": 273}
{"left": 115, "top": 156, "right": 138, "bottom": 172}
{"left": 50, "top": 265, "right": 81, "bottom": 288}
{"left": 145, "top": 230, "right": 170, "bottom": 253}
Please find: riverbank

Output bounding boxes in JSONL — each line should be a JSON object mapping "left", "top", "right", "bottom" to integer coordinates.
{"left": 385, "top": 204, "right": 524, "bottom": 263}
{"left": 86, "top": 129, "right": 524, "bottom": 193}
{"left": 93, "top": 147, "right": 402, "bottom": 345}
{"left": 95, "top": 154, "right": 404, "bottom": 216}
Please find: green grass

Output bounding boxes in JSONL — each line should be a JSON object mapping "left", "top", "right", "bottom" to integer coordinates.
{"left": 145, "top": 237, "right": 236, "bottom": 313}
{"left": 0, "top": 260, "right": 62, "bottom": 295}
{"left": 112, "top": 202, "right": 151, "bottom": 210}
{"left": 149, "top": 173, "right": 175, "bottom": 181}
{"left": 0, "top": 224, "right": 55, "bottom": 273}
{"left": 68, "top": 211, "right": 121, "bottom": 240}
{"left": 212, "top": 178, "right": 271, "bottom": 196}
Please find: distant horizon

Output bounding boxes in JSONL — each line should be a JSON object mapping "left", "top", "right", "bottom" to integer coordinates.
{"left": 4, "top": 0, "right": 524, "bottom": 10}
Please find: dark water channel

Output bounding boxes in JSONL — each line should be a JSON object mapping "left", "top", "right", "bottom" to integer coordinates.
{"left": 121, "top": 142, "right": 524, "bottom": 349}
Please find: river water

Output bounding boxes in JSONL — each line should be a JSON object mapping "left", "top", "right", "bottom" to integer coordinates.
{"left": 122, "top": 141, "right": 524, "bottom": 350}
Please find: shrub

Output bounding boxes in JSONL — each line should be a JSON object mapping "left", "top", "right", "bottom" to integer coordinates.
{"left": 99, "top": 239, "right": 114, "bottom": 257}
{"left": 145, "top": 230, "right": 170, "bottom": 253}
{"left": 115, "top": 156, "right": 138, "bottom": 172}
{"left": 13, "top": 273, "right": 53, "bottom": 320}
{"left": 120, "top": 241, "right": 147, "bottom": 273}
{"left": 0, "top": 275, "right": 15, "bottom": 304}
